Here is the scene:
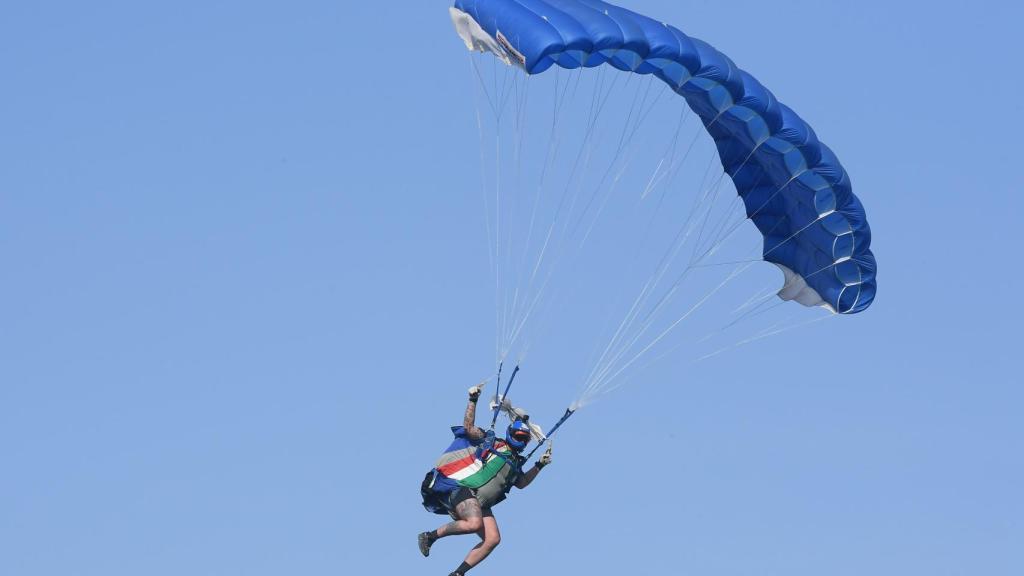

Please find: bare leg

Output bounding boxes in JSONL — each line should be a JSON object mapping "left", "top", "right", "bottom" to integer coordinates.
{"left": 462, "top": 512, "right": 501, "bottom": 568}
{"left": 420, "top": 495, "right": 487, "bottom": 558}
{"left": 435, "top": 498, "right": 484, "bottom": 538}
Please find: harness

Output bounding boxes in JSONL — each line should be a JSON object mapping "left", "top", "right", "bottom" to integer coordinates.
{"left": 420, "top": 430, "right": 522, "bottom": 515}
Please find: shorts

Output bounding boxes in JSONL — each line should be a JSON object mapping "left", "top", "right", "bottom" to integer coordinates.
{"left": 446, "top": 487, "right": 494, "bottom": 520}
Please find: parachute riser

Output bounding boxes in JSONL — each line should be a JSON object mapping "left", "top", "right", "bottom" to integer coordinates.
{"left": 490, "top": 364, "right": 520, "bottom": 431}
{"left": 491, "top": 361, "right": 503, "bottom": 429}
{"left": 525, "top": 407, "right": 576, "bottom": 462}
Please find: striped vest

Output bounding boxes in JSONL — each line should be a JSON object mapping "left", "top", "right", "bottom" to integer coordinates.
{"left": 433, "top": 426, "right": 521, "bottom": 506}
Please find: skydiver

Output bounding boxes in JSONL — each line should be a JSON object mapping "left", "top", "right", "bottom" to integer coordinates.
{"left": 418, "top": 383, "right": 553, "bottom": 576}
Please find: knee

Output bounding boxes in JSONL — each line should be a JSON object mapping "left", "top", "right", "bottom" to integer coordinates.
{"left": 483, "top": 533, "right": 501, "bottom": 550}
{"left": 464, "top": 517, "right": 484, "bottom": 533}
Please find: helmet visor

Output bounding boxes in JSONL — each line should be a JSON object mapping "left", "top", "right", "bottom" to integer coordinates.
{"left": 509, "top": 428, "right": 531, "bottom": 444}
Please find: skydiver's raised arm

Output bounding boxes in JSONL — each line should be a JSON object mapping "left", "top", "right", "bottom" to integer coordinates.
{"left": 463, "top": 384, "right": 486, "bottom": 441}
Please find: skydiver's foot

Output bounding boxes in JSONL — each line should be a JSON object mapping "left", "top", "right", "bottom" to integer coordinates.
{"left": 448, "top": 572, "right": 464, "bottom": 576}
{"left": 418, "top": 531, "right": 435, "bottom": 557}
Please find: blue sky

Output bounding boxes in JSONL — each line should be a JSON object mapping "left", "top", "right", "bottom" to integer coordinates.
{"left": 2, "top": 1, "right": 1021, "bottom": 575}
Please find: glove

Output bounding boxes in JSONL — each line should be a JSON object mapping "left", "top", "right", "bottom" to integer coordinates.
{"left": 537, "top": 444, "right": 553, "bottom": 469}
{"left": 468, "top": 381, "right": 485, "bottom": 401}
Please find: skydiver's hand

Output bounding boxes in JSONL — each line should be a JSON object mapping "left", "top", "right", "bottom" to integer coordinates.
{"left": 468, "top": 381, "right": 486, "bottom": 402}
{"left": 537, "top": 444, "right": 553, "bottom": 469}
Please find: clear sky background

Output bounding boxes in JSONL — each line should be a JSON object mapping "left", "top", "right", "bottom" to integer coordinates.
{"left": 2, "top": 1, "right": 1021, "bottom": 575}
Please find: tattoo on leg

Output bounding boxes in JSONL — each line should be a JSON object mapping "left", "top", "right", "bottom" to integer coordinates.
{"left": 456, "top": 499, "right": 483, "bottom": 520}
{"left": 437, "top": 498, "right": 485, "bottom": 537}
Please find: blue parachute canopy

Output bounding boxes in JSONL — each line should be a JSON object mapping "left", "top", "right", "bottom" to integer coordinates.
{"left": 451, "top": 0, "right": 876, "bottom": 313}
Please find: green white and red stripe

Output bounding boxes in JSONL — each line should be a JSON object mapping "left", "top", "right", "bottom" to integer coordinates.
{"left": 434, "top": 427, "right": 515, "bottom": 490}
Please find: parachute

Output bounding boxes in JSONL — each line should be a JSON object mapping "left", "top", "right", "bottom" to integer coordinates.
{"left": 447, "top": 0, "right": 879, "bottom": 420}
{"left": 451, "top": 0, "right": 876, "bottom": 315}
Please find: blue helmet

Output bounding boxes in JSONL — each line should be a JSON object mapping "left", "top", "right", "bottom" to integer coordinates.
{"left": 505, "top": 420, "right": 531, "bottom": 451}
